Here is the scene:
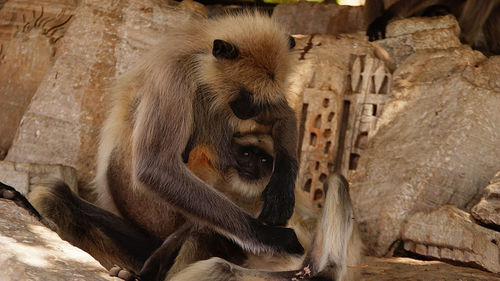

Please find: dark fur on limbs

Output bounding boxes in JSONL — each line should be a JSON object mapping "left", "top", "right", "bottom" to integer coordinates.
{"left": 6, "top": 181, "right": 162, "bottom": 271}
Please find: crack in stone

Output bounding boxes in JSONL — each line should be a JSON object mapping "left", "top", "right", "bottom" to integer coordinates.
{"left": 299, "top": 34, "right": 315, "bottom": 61}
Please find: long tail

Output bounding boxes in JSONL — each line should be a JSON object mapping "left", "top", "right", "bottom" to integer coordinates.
{"left": 169, "top": 174, "right": 362, "bottom": 281}
{"left": 302, "top": 174, "right": 362, "bottom": 281}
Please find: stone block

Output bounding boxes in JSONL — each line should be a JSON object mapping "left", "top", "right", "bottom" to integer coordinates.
{"left": 0, "top": 161, "right": 77, "bottom": 195}
{"left": 273, "top": 2, "right": 365, "bottom": 35}
{"left": 376, "top": 15, "right": 462, "bottom": 67}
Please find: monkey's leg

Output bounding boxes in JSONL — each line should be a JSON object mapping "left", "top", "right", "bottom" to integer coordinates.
{"left": 136, "top": 222, "right": 192, "bottom": 281}
{"left": 111, "top": 225, "right": 248, "bottom": 281}
{"left": 168, "top": 257, "right": 323, "bottom": 281}
{"left": 28, "top": 182, "right": 162, "bottom": 271}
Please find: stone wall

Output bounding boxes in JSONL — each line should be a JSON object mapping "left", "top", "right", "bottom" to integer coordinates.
{"left": 0, "top": 0, "right": 79, "bottom": 159}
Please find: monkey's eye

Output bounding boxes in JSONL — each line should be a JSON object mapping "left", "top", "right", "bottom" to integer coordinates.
{"left": 240, "top": 148, "right": 250, "bottom": 157}
{"left": 260, "top": 157, "right": 268, "bottom": 163}
{"left": 288, "top": 35, "right": 296, "bottom": 49}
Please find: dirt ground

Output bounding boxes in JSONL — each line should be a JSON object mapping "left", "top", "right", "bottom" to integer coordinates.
{"left": 357, "top": 256, "right": 500, "bottom": 281}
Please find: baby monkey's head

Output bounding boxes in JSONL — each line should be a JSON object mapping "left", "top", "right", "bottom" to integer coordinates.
{"left": 229, "top": 134, "right": 274, "bottom": 198}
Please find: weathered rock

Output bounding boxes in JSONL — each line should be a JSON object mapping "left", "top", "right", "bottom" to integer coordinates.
{"left": 0, "top": 161, "right": 77, "bottom": 195}
{"left": 472, "top": 171, "right": 500, "bottom": 227}
{"left": 0, "top": 199, "right": 119, "bottom": 281}
{"left": 350, "top": 47, "right": 500, "bottom": 256}
{"left": 6, "top": 0, "right": 199, "bottom": 186}
{"left": 0, "top": 0, "right": 78, "bottom": 159}
{"left": 376, "top": 15, "right": 462, "bottom": 67}
{"left": 358, "top": 256, "right": 500, "bottom": 281}
{"left": 273, "top": 2, "right": 365, "bottom": 35}
{"left": 287, "top": 35, "right": 392, "bottom": 204}
{"left": 401, "top": 205, "right": 500, "bottom": 273}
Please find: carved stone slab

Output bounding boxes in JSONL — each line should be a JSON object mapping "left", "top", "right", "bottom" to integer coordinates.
{"left": 472, "top": 171, "right": 500, "bottom": 227}
{"left": 0, "top": 0, "right": 78, "bottom": 159}
{"left": 289, "top": 35, "right": 392, "bottom": 204}
{"left": 402, "top": 205, "right": 500, "bottom": 273}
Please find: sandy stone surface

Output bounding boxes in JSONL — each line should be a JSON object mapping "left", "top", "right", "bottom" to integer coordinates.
{"left": 0, "top": 199, "right": 119, "bottom": 281}
{"left": 359, "top": 256, "right": 500, "bottom": 281}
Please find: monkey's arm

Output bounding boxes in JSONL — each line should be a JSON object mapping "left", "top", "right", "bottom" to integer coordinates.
{"left": 367, "top": 0, "right": 436, "bottom": 41}
{"left": 258, "top": 106, "right": 299, "bottom": 227}
{"left": 133, "top": 80, "right": 303, "bottom": 255}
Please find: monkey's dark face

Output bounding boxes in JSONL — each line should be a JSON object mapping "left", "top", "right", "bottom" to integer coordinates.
{"left": 229, "top": 88, "right": 262, "bottom": 120}
{"left": 206, "top": 35, "right": 296, "bottom": 120}
{"left": 232, "top": 144, "right": 273, "bottom": 181}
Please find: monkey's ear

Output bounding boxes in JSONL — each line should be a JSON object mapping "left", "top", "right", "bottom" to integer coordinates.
{"left": 288, "top": 35, "right": 295, "bottom": 49}
{"left": 213, "top": 39, "right": 239, "bottom": 60}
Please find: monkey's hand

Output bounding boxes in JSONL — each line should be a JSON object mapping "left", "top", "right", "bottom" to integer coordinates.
{"left": 366, "top": 12, "right": 393, "bottom": 41}
{"left": 258, "top": 166, "right": 296, "bottom": 227}
{"left": 253, "top": 220, "right": 304, "bottom": 255}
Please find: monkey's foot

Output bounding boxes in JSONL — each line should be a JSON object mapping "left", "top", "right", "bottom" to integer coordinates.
{"left": 109, "top": 265, "right": 140, "bottom": 281}
{"left": 0, "top": 181, "right": 42, "bottom": 220}
{"left": 290, "top": 265, "right": 312, "bottom": 280}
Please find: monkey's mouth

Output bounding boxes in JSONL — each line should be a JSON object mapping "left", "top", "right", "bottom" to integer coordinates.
{"left": 237, "top": 170, "right": 261, "bottom": 181}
